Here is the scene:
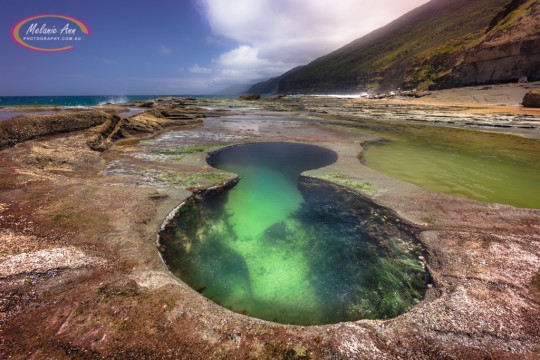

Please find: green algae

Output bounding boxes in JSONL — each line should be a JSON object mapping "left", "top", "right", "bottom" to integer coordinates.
{"left": 327, "top": 122, "right": 540, "bottom": 209}
{"left": 159, "top": 171, "right": 230, "bottom": 188}
{"left": 317, "top": 173, "right": 377, "bottom": 195}
{"left": 151, "top": 145, "right": 207, "bottom": 155}
{"left": 362, "top": 126, "right": 540, "bottom": 209}
{"left": 125, "top": 169, "right": 230, "bottom": 188}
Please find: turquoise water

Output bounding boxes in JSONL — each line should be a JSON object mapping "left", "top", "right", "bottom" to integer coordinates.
{"left": 160, "top": 143, "right": 426, "bottom": 325}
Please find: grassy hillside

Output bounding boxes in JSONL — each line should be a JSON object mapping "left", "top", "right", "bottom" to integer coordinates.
{"left": 277, "top": 0, "right": 511, "bottom": 93}
{"left": 247, "top": 66, "right": 304, "bottom": 94}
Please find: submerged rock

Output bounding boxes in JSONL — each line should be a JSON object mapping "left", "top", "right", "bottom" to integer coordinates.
{"left": 522, "top": 89, "right": 540, "bottom": 108}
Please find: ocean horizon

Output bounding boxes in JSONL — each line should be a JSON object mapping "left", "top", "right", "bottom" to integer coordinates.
{"left": 0, "top": 95, "right": 235, "bottom": 107}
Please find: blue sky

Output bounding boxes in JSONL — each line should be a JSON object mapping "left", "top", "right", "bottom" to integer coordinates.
{"left": 1, "top": 0, "right": 429, "bottom": 95}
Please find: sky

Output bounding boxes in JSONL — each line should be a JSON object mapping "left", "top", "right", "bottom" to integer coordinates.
{"left": 1, "top": 0, "right": 430, "bottom": 95}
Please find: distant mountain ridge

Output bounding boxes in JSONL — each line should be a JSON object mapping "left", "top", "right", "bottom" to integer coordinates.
{"left": 266, "top": 0, "right": 539, "bottom": 94}
{"left": 247, "top": 66, "right": 304, "bottom": 94}
{"left": 214, "top": 83, "right": 253, "bottom": 96}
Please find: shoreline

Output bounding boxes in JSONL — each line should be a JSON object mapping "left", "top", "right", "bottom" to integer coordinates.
{"left": 257, "top": 83, "right": 540, "bottom": 140}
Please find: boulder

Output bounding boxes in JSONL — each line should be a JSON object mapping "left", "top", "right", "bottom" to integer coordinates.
{"left": 522, "top": 89, "right": 540, "bottom": 108}
{"left": 239, "top": 93, "right": 261, "bottom": 101}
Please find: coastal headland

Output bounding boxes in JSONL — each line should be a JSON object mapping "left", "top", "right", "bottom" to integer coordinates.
{"left": 0, "top": 83, "right": 539, "bottom": 359}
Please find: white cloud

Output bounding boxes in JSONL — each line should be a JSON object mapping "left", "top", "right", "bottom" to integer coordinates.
{"left": 159, "top": 45, "right": 172, "bottom": 55}
{"left": 216, "top": 46, "right": 265, "bottom": 69}
{"left": 206, "top": 45, "right": 290, "bottom": 87}
{"left": 197, "top": 0, "right": 430, "bottom": 85}
{"left": 189, "top": 64, "right": 212, "bottom": 74}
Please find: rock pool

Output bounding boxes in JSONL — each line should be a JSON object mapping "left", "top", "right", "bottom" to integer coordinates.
{"left": 159, "top": 142, "right": 427, "bottom": 325}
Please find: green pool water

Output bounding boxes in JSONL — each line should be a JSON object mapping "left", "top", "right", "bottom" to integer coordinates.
{"left": 361, "top": 125, "right": 540, "bottom": 209}
{"left": 160, "top": 142, "right": 426, "bottom": 325}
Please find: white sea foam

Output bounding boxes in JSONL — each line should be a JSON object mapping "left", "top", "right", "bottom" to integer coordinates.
{"left": 98, "top": 96, "right": 129, "bottom": 105}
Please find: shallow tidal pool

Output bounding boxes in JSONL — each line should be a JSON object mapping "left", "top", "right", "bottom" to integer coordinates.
{"left": 361, "top": 125, "right": 540, "bottom": 209}
{"left": 160, "top": 142, "right": 426, "bottom": 325}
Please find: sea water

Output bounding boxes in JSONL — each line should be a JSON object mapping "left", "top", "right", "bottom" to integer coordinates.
{"left": 0, "top": 95, "right": 232, "bottom": 107}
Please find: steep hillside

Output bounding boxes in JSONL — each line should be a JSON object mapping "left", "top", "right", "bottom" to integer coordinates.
{"left": 277, "top": 0, "right": 538, "bottom": 94}
{"left": 436, "top": 0, "right": 540, "bottom": 88}
{"left": 247, "top": 66, "right": 304, "bottom": 94}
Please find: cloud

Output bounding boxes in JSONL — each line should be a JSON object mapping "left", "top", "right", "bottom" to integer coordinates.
{"left": 159, "top": 45, "right": 172, "bottom": 55}
{"left": 216, "top": 46, "right": 264, "bottom": 69}
{"left": 211, "top": 45, "right": 289, "bottom": 83}
{"left": 189, "top": 64, "right": 212, "bottom": 74}
{"left": 197, "top": 0, "right": 430, "bottom": 84}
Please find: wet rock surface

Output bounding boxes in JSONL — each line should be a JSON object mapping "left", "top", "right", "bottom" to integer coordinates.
{"left": 0, "top": 93, "right": 538, "bottom": 359}
{"left": 255, "top": 83, "right": 540, "bottom": 140}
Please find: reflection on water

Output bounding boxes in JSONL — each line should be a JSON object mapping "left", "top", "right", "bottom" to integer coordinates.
{"left": 160, "top": 143, "right": 426, "bottom": 325}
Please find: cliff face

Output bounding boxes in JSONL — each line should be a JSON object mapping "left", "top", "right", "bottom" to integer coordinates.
{"left": 434, "top": 0, "right": 540, "bottom": 88}
{"left": 276, "top": 0, "right": 539, "bottom": 94}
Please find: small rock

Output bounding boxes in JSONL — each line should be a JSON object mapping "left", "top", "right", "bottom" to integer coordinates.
{"left": 239, "top": 93, "right": 261, "bottom": 101}
{"left": 522, "top": 90, "right": 540, "bottom": 108}
{"left": 139, "top": 101, "right": 154, "bottom": 108}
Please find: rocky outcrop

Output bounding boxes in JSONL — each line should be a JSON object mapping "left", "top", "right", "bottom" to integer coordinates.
{"left": 434, "top": 0, "right": 540, "bottom": 88}
{"left": 239, "top": 93, "right": 261, "bottom": 100}
{"left": 87, "top": 113, "right": 202, "bottom": 151}
{"left": 522, "top": 89, "right": 540, "bottom": 107}
{"left": 87, "top": 98, "right": 209, "bottom": 151}
{"left": 0, "top": 110, "right": 112, "bottom": 150}
{"left": 150, "top": 108, "right": 203, "bottom": 120}
{"left": 132, "top": 97, "right": 212, "bottom": 119}
{"left": 434, "top": 39, "right": 540, "bottom": 88}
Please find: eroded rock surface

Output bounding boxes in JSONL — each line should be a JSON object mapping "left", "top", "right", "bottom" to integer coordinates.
{"left": 0, "top": 95, "right": 538, "bottom": 359}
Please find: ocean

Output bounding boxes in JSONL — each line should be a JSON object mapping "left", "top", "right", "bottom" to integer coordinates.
{"left": 0, "top": 95, "right": 231, "bottom": 107}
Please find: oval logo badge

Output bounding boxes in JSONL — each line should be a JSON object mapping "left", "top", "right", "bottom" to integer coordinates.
{"left": 11, "top": 14, "right": 90, "bottom": 52}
